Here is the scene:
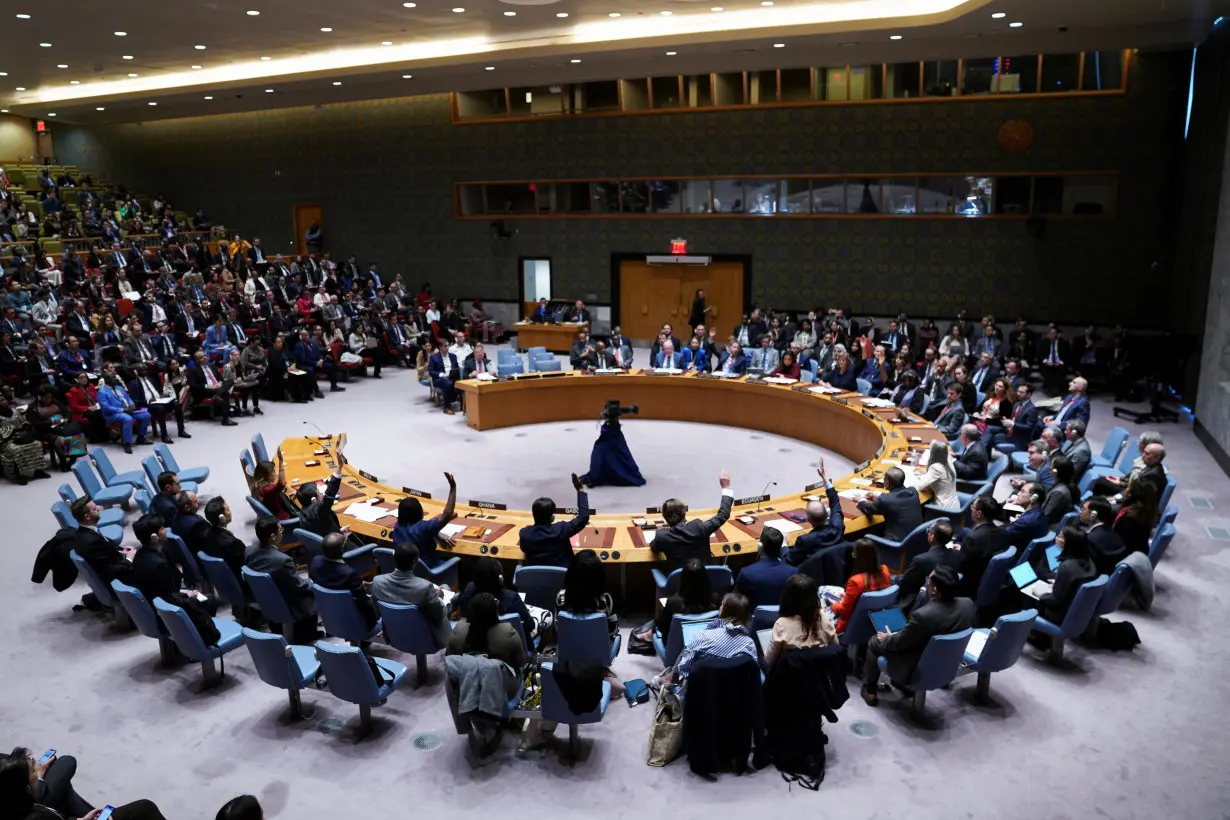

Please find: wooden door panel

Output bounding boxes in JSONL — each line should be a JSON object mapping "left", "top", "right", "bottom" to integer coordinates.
{"left": 620, "top": 260, "right": 744, "bottom": 343}
{"left": 292, "top": 203, "right": 322, "bottom": 257}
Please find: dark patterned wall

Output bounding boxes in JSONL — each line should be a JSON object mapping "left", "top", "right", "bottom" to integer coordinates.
{"left": 56, "top": 51, "right": 1192, "bottom": 327}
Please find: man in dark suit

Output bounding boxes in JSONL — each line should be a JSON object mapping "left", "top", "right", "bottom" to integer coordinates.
{"left": 651, "top": 469, "right": 734, "bottom": 570}
{"left": 591, "top": 340, "right": 619, "bottom": 370}
{"left": 129, "top": 513, "right": 218, "bottom": 617}
{"left": 969, "top": 351, "right": 1000, "bottom": 394}
{"left": 862, "top": 564, "right": 974, "bottom": 706}
{"left": 953, "top": 425, "right": 989, "bottom": 481}
{"left": 173, "top": 305, "right": 204, "bottom": 353}
{"left": 200, "top": 497, "right": 248, "bottom": 584}
{"left": 246, "top": 237, "right": 267, "bottom": 266}
{"left": 998, "top": 383, "right": 1039, "bottom": 450}
{"left": 785, "top": 461, "right": 844, "bottom": 566}
{"left": 1037, "top": 326, "right": 1070, "bottom": 397}
{"left": 297, "top": 445, "right": 347, "bottom": 545}
{"left": 569, "top": 330, "right": 597, "bottom": 370}
{"left": 246, "top": 515, "right": 318, "bottom": 643}
{"left": 733, "top": 528, "right": 797, "bottom": 609}
{"left": 716, "top": 342, "right": 748, "bottom": 375}
{"left": 518, "top": 474, "right": 590, "bottom": 567}
{"left": 1062, "top": 419, "right": 1093, "bottom": 481}
{"left": 55, "top": 335, "right": 91, "bottom": 378}
{"left": 956, "top": 496, "right": 1009, "bottom": 597}
{"left": 530, "top": 298, "right": 552, "bottom": 323}
{"left": 856, "top": 468, "right": 923, "bottom": 543}
{"left": 70, "top": 497, "right": 134, "bottom": 585}
{"left": 1082, "top": 497, "right": 1128, "bottom": 575}
{"left": 895, "top": 520, "right": 962, "bottom": 609}
{"left": 428, "top": 344, "right": 461, "bottom": 415}
{"left": 565, "top": 299, "right": 591, "bottom": 324}
{"left": 187, "top": 349, "right": 236, "bottom": 425}
{"left": 462, "top": 343, "right": 494, "bottom": 379}
{"left": 309, "top": 532, "right": 378, "bottom": 630}
{"left": 1044, "top": 376, "right": 1091, "bottom": 431}
{"left": 149, "top": 471, "right": 180, "bottom": 523}
{"left": 171, "top": 490, "right": 211, "bottom": 557}
{"left": 933, "top": 384, "right": 966, "bottom": 438}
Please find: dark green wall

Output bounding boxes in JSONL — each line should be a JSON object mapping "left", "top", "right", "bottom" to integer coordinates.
{"left": 57, "top": 51, "right": 1192, "bottom": 327}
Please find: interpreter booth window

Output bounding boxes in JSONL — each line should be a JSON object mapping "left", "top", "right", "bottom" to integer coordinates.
{"left": 919, "top": 177, "right": 993, "bottom": 216}
{"left": 810, "top": 179, "right": 845, "bottom": 214}
{"left": 682, "top": 180, "right": 713, "bottom": 214}
{"left": 522, "top": 259, "right": 551, "bottom": 303}
{"left": 845, "top": 179, "right": 884, "bottom": 214}
{"left": 486, "top": 183, "right": 536, "bottom": 214}
{"left": 779, "top": 179, "right": 812, "bottom": 213}
{"left": 712, "top": 180, "right": 745, "bottom": 213}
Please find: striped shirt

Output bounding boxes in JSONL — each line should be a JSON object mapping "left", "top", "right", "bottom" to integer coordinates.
{"left": 676, "top": 619, "right": 759, "bottom": 678}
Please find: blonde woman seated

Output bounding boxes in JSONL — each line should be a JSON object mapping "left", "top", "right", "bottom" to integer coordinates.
{"left": 914, "top": 439, "right": 960, "bottom": 510}
{"left": 765, "top": 574, "right": 837, "bottom": 666}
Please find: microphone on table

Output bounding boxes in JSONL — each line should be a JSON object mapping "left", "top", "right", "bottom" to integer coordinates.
{"left": 302, "top": 420, "right": 328, "bottom": 438}
{"left": 755, "top": 481, "right": 777, "bottom": 514}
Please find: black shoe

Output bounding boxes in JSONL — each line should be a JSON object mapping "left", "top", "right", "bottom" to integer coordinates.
{"left": 254, "top": 408, "right": 264, "bottom": 415}
{"left": 123, "top": 444, "right": 133, "bottom": 454}
{"left": 221, "top": 419, "right": 238, "bottom": 427}
{"left": 135, "top": 436, "right": 150, "bottom": 446}
{"left": 331, "top": 385, "right": 346, "bottom": 392}
{"left": 373, "top": 374, "right": 382, "bottom": 379}
{"left": 14, "top": 475, "right": 27, "bottom": 485}
{"left": 32, "top": 470, "right": 50, "bottom": 480}
{"left": 314, "top": 391, "right": 325, "bottom": 399}
{"left": 161, "top": 436, "right": 174, "bottom": 444}
{"left": 177, "top": 430, "right": 192, "bottom": 439}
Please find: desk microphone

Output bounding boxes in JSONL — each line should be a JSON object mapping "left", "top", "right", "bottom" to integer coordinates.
{"left": 302, "top": 421, "right": 329, "bottom": 438}
{"left": 755, "top": 481, "right": 777, "bottom": 513}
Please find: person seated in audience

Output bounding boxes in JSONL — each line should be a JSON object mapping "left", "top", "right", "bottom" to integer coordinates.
{"left": 651, "top": 469, "right": 733, "bottom": 570}
{"left": 130, "top": 513, "right": 218, "bottom": 618}
{"left": 856, "top": 467, "right": 923, "bottom": 543}
{"left": 200, "top": 497, "right": 248, "bottom": 584}
{"left": 749, "top": 334, "right": 780, "bottom": 372}
{"left": 889, "top": 369, "right": 924, "bottom": 413}
{"left": 952, "top": 424, "right": 989, "bottom": 481}
{"left": 427, "top": 338, "right": 461, "bottom": 414}
{"left": 1080, "top": 496, "right": 1128, "bottom": 575}
{"left": 187, "top": 349, "right": 237, "bottom": 426}
{"left": 171, "top": 490, "right": 210, "bottom": 556}
{"left": 69, "top": 496, "right": 135, "bottom": 588}
{"left": 733, "top": 528, "right": 796, "bottom": 609}
{"left": 203, "top": 315, "right": 235, "bottom": 361}
{"left": 1043, "top": 376, "right": 1091, "bottom": 430}
{"left": 819, "top": 343, "right": 858, "bottom": 391}
{"left": 861, "top": 565, "right": 973, "bottom": 707}
{"left": 454, "top": 556, "right": 535, "bottom": 642}
{"left": 771, "top": 349, "right": 802, "bottom": 380}
{"left": 1091, "top": 432, "right": 1166, "bottom": 497}
{"left": 463, "top": 342, "right": 495, "bottom": 378}
{"left": 969, "top": 350, "right": 1000, "bottom": 396}
{"left": 857, "top": 344, "right": 888, "bottom": 392}
{"left": 1063, "top": 419, "right": 1092, "bottom": 481}
{"left": 1003, "top": 481, "right": 1051, "bottom": 549}
{"left": 635, "top": 558, "right": 718, "bottom": 643}
{"left": 949, "top": 364, "right": 977, "bottom": 415}
{"left": 955, "top": 496, "right": 1008, "bottom": 597}
{"left": 896, "top": 519, "right": 962, "bottom": 611}
{"left": 939, "top": 323, "right": 968, "bottom": 368}
{"left": 915, "top": 440, "right": 960, "bottom": 510}
{"left": 973, "top": 376, "right": 1012, "bottom": 438}
{"left": 293, "top": 327, "right": 343, "bottom": 397}
{"left": 445, "top": 590, "right": 527, "bottom": 756}
{"left": 683, "top": 336, "right": 711, "bottom": 372}
{"left": 65, "top": 371, "right": 106, "bottom": 443}
{"left": 830, "top": 538, "right": 891, "bottom": 634}
{"left": 55, "top": 336, "right": 91, "bottom": 378}
{"left": 654, "top": 338, "right": 685, "bottom": 370}
{"left": 569, "top": 330, "right": 596, "bottom": 370}
{"left": 1, "top": 745, "right": 169, "bottom": 820}
{"left": 764, "top": 573, "right": 837, "bottom": 666}
{"left": 246, "top": 516, "right": 318, "bottom": 643}
{"left": 97, "top": 370, "right": 151, "bottom": 455}
{"left": 390, "top": 473, "right": 458, "bottom": 568}
{"left": 215, "top": 794, "right": 264, "bottom": 820}
{"left": 372, "top": 541, "right": 453, "bottom": 648}
{"left": 669, "top": 591, "right": 760, "bottom": 694}
{"left": 128, "top": 362, "right": 188, "bottom": 444}
{"left": 987, "top": 381, "right": 1038, "bottom": 450}
{"left": 555, "top": 548, "right": 619, "bottom": 640}
{"left": 716, "top": 340, "right": 747, "bottom": 375}
{"left": 1042, "top": 455, "right": 1077, "bottom": 526}
{"left": 1028, "top": 526, "right": 1098, "bottom": 630}
{"left": 933, "top": 383, "right": 967, "bottom": 438}
{"left": 1007, "top": 440, "right": 1056, "bottom": 495}
{"left": 1113, "top": 483, "right": 1159, "bottom": 557}
{"left": 519, "top": 473, "right": 589, "bottom": 567}
{"left": 309, "top": 531, "right": 378, "bottom": 630}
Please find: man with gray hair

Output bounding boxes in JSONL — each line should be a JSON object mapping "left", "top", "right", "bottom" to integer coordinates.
{"left": 786, "top": 459, "right": 845, "bottom": 567}
{"left": 1063, "top": 419, "right": 1092, "bottom": 481}
{"left": 1091, "top": 431, "right": 1165, "bottom": 497}
{"left": 953, "top": 424, "right": 989, "bottom": 481}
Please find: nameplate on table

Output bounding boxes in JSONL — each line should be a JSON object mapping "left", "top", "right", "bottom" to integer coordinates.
{"left": 855, "top": 460, "right": 872, "bottom": 472}
{"left": 804, "top": 481, "right": 825, "bottom": 492}
{"left": 357, "top": 470, "right": 378, "bottom": 482}
{"left": 645, "top": 505, "right": 683, "bottom": 514}
{"left": 539, "top": 371, "right": 567, "bottom": 379}
{"left": 512, "top": 372, "right": 542, "bottom": 380}
{"left": 791, "top": 384, "right": 814, "bottom": 394}
{"left": 562, "top": 506, "right": 597, "bottom": 515}
{"left": 734, "top": 494, "right": 770, "bottom": 507}
{"left": 304, "top": 433, "right": 333, "bottom": 439}
{"left": 862, "top": 408, "right": 880, "bottom": 420}
{"left": 875, "top": 442, "right": 886, "bottom": 459}
{"left": 469, "top": 499, "right": 508, "bottom": 511}
{"left": 694, "top": 372, "right": 719, "bottom": 379}
{"left": 402, "top": 486, "right": 432, "bottom": 499}
{"left": 832, "top": 397, "right": 849, "bottom": 405}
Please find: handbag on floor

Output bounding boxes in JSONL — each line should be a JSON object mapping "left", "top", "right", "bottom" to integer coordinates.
{"left": 647, "top": 687, "right": 684, "bottom": 766}
{"left": 628, "top": 619, "right": 657, "bottom": 655}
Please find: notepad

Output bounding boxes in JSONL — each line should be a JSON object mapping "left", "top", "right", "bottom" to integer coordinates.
{"left": 642, "top": 529, "right": 657, "bottom": 544}
{"left": 756, "top": 628, "right": 774, "bottom": 649}
{"left": 869, "top": 607, "right": 906, "bottom": 634}
{"left": 440, "top": 522, "right": 467, "bottom": 538}
{"left": 762, "top": 519, "right": 804, "bottom": 535}
{"left": 809, "top": 385, "right": 843, "bottom": 395}
{"left": 849, "top": 478, "right": 874, "bottom": 487}
{"left": 476, "top": 373, "right": 497, "bottom": 381}
{"left": 653, "top": 367, "right": 684, "bottom": 375}
{"left": 965, "top": 630, "right": 989, "bottom": 660}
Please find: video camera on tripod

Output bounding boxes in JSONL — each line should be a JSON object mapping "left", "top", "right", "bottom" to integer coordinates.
{"left": 600, "top": 399, "right": 639, "bottom": 429}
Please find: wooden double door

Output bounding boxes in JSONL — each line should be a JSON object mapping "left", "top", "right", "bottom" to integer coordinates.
{"left": 618, "top": 260, "right": 744, "bottom": 342}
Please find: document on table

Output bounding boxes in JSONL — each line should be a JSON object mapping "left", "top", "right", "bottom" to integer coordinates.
{"left": 764, "top": 376, "right": 798, "bottom": 385}
{"left": 595, "top": 368, "right": 624, "bottom": 375}
{"left": 476, "top": 373, "right": 497, "bottom": 381}
{"left": 839, "top": 489, "right": 868, "bottom": 500}
{"left": 762, "top": 519, "right": 804, "bottom": 535}
{"left": 344, "top": 500, "right": 395, "bottom": 523}
{"left": 441, "top": 522, "right": 467, "bottom": 538}
{"left": 653, "top": 367, "right": 684, "bottom": 375}
{"left": 642, "top": 528, "right": 657, "bottom": 544}
{"left": 809, "top": 385, "right": 843, "bottom": 395}
{"left": 861, "top": 398, "right": 896, "bottom": 408}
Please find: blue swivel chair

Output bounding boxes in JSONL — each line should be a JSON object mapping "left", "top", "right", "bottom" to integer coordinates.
{"left": 163, "top": 533, "right": 207, "bottom": 592}
{"left": 415, "top": 556, "right": 460, "bottom": 589}
{"left": 974, "top": 546, "right": 1017, "bottom": 611}
{"left": 653, "top": 610, "right": 719, "bottom": 667}
{"left": 537, "top": 359, "right": 563, "bottom": 372}
{"left": 1149, "top": 523, "right": 1175, "bottom": 568}
{"left": 51, "top": 501, "right": 124, "bottom": 544}
{"left": 242, "top": 567, "right": 297, "bottom": 640}
{"left": 153, "top": 442, "right": 209, "bottom": 485}
{"left": 314, "top": 640, "right": 408, "bottom": 739}
{"left": 751, "top": 605, "right": 779, "bottom": 631}
{"left": 153, "top": 597, "right": 244, "bottom": 687}
{"left": 68, "top": 550, "right": 126, "bottom": 625}
{"left": 839, "top": 584, "right": 900, "bottom": 650}
{"left": 292, "top": 528, "right": 324, "bottom": 560}
{"left": 246, "top": 495, "right": 301, "bottom": 534}
{"left": 313, "top": 584, "right": 382, "bottom": 646}
{"left": 865, "top": 521, "right": 932, "bottom": 572}
{"left": 512, "top": 565, "right": 569, "bottom": 609}
{"left": 924, "top": 483, "right": 988, "bottom": 528}
{"left": 1016, "top": 533, "right": 1056, "bottom": 568}
{"left": 377, "top": 601, "right": 449, "bottom": 686}
{"left": 525, "top": 346, "right": 547, "bottom": 371}
{"left": 373, "top": 547, "right": 395, "bottom": 575}
{"left": 1091, "top": 426, "right": 1130, "bottom": 469}
{"left": 540, "top": 661, "right": 611, "bottom": 758}
{"left": 878, "top": 628, "right": 974, "bottom": 720}
{"left": 88, "top": 448, "right": 149, "bottom": 491}
{"left": 496, "top": 348, "right": 519, "bottom": 365}
{"left": 497, "top": 361, "right": 524, "bottom": 377}
{"left": 500, "top": 612, "right": 534, "bottom": 655}
{"left": 111, "top": 580, "right": 177, "bottom": 664}
{"left": 1088, "top": 563, "right": 1134, "bottom": 627}
{"left": 856, "top": 378, "right": 873, "bottom": 396}
{"left": 1157, "top": 476, "right": 1177, "bottom": 517}
{"left": 652, "top": 565, "right": 734, "bottom": 600}
{"left": 1157, "top": 506, "right": 1179, "bottom": 533}
{"left": 140, "top": 456, "right": 196, "bottom": 494}
{"left": 57, "top": 484, "right": 125, "bottom": 527}
{"left": 132, "top": 487, "right": 151, "bottom": 515}
{"left": 251, "top": 432, "right": 270, "bottom": 464}
{"left": 242, "top": 628, "right": 321, "bottom": 720}
{"left": 197, "top": 552, "right": 249, "bottom": 617}
{"left": 556, "top": 611, "right": 620, "bottom": 665}
{"left": 240, "top": 448, "right": 255, "bottom": 476}
{"left": 961, "top": 609, "right": 1037, "bottom": 703}
{"left": 1031, "top": 574, "right": 1108, "bottom": 662}
{"left": 71, "top": 460, "right": 133, "bottom": 508}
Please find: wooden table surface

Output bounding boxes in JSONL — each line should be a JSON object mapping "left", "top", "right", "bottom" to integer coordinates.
{"left": 279, "top": 373, "right": 946, "bottom": 567}
{"left": 512, "top": 321, "right": 588, "bottom": 353}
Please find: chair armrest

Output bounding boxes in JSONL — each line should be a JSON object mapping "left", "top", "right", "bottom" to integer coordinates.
{"left": 651, "top": 568, "right": 668, "bottom": 591}
{"left": 864, "top": 533, "right": 902, "bottom": 549}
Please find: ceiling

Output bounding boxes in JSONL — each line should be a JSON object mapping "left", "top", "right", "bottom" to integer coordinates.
{"left": 1, "top": 0, "right": 1227, "bottom": 124}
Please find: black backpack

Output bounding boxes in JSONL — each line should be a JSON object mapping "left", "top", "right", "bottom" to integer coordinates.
{"left": 1094, "top": 618, "right": 1141, "bottom": 651}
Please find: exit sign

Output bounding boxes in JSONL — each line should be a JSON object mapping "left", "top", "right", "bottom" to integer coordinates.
{"left": 670, "top": 238, "right": 687, "bottom": 254}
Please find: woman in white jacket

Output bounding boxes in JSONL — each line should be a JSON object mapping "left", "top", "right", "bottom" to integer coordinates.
{"left": 914, "top": 440, "right": 960, "bottom": 510}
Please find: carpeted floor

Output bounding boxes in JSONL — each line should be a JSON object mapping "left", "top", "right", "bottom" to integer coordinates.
{"left": 5, "top": 344, "right": 1230, "bottom": 819}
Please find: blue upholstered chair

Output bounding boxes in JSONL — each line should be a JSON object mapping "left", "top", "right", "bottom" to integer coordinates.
{"left": 1016, "top": 533, "right": 1056, "bottom": 568}
{"left": 525, "top": 346, "right": 547, "bottom": 372}
{"left": 924, "top": 484, "right": 988, "bottom": 529}
{"left": 1158, "top": 476, "right": 1177, "bottom": 517}
{"left": 1031, "top": 574, "right": 1108, "bottom": 661}
{"left": 152, "top": 598, "right": 244, "bottom": 687}
{"left": 751, "top": 605, "right": 779, "bottom": 631}
{"left": 197, "top": 552, "right": 249, "bottom": 616}
{"left": 251, "top": 432, "right": 270, "bottom": 464}
{"left": 153, "top": 442, "right": 209, "bottom": 485}
{"left": 856, "top": 378, "right": 873, "bottom": 396}
{"left": 140, "top": 456, "right": 196, "bottom": 495}
{"left": 68, "top": 550, "right": 126, "bottom": 626}
{"left": 1149, "top": 523, "right": 1175, "bottom": 568}
{"left": 312, "top": 584, "right": 382, "bottom": 646}
{"left": 500, "top": 611, "right": 534, "bottom": 655}
{"left": 878, "top": 628, "right": 974, "bottom": 719}
{"left": 839, "top": 584, "right": 900, "bottom": 649}
{"left": 377, "top": 600, "right": 449, "bottom": 685}
{"left": 314, "top": 640, "right": 408, "bottom": 738}
{"left": 1092, "top": 426, "right": 1130, "bottom": 468}
{"left": 51, "top": 501, "right": 124, "bottom": 544}
{"left": 1090, "top": 563, "right": 1134, "bottom": 621}
{"left": 540, "top": 661, "right": 611, "bottom": 758}
{"left": 537, "top": 359, "right": 563, "bottom": 372}
{"left": 651, "top": 565, "right": 734, "bottom": 601}
{"left": 57, "top": 483, "right": 125, "bottom": 527}
{"left": 865, "top": 521, "right": 932, "bottom": 572}
{"left": 241, "top": 567, "right": 297, "bottom": 640}
{"left": 163, "top": 533, "right": 207, "bottom": 591}
{"left": 246, "top": 495, "right": 301, "bottom": 533}
{"left": 415, "top": 556, "right": 460, "bottom": 589}
{"left": 653, "top": 610, "right": 719, "bottom": 667}
{"left": 111, "top": 580, "right": 177, "bottom": 664}
{"left": 88, "top": 448, "right": 149, "bottom": 490}
{"left": 242, "top": 628, "right": 321, "bottom": 720}
{"left": 1158, "top": 505, "right": 1179, "bottom": 533}
{"left": 240, "top": 448, "right": 255, "bottom": 476}
{"left": 496, "top": 348, "right": 519, "bottom": 365}
{"left": 962, "top": 609, "right": 1037, "bottom": 703}
{"left": 497, "top": 361, "right": 524, "bottom": 377}
{"left": 292, "top": 528, "right": 324, "bottom": 561}
{"left": 132, "top": 487, "right": 151, "bottom": 515}
{"left": 373, "top": 547, "right": 395, "bottom": 574}
{"left": 71, "top": 460, "right": 133, "bottom": 508}
{"left": 556, "top": 610, "right": 620, "bottom": 665}
{"left": 512, "top": 565, "right": 568, "bottom": 610}
{"left": 974, "top": 546, "right": 1017, "bottom": 610}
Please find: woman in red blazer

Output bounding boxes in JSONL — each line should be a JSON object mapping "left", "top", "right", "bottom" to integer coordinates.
{"left": 830, "top": 538, "right": 892, "bottom": 634}
{"left": 65, "top": 371, "right": 108, "bottom": 442}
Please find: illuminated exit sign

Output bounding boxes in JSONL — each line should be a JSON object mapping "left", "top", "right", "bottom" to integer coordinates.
{"left": 670, "top": 238, "right": 688, "bottom": 255}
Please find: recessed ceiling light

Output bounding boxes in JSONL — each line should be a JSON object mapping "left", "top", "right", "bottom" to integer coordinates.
{"left": 15, "top": 13, "right": 30, "bottom": 19}
{"left": 890, "top": 34, "right": 902, "bottom": 40}
{"left": 96, "top": 107, "right": 105, "bottom": 111}
{"left": 148, "top": 101, "right": 157, "bottom": 105}
{"left": 608, "top": 11, "right": 619, "bottom": 16}
{"left": 319, "top": 27, "right": 332, "bottom": 31}
{"left": 123, "top": 55, "right": 134, "bottom": 60}
{"left": 991, "top": 12, "right": 1006, "bottom": 18}
{"left": 403, "top": 1, "right": 416, "bottom": 5}
{"left": 332, "top": 81, "right": 342, "bottom": 85}
{"left": 265, "top": 88, "right": 274, "bottom": 93}
{"left": 402, "top": 74, "right": 413, "bottom": 78}
{"left": 504, "top": 10, "right": 516, "bottom": 15}
{"left": 659, "top": 10, "right": 671, "bottom": 14}
{"left": 128, "top": 73, "right": 138, "bottom": 77}
{"left": 484, "top": 65, "right": 495, "bottom": 70}
{"left": 47, "top": 113, "right": 55, "bottom": 117}
{"left": 710, "top": 6, "right": 723, "bottom": 10}
{"left": 39, "top": 43, "right": 52, "bottom": 47}
{"left": 191, "top": 65, "right": 202, "bottom": 69}
{"left": 194, "top": 44, "right": 207, "bottom": 49}
{"left": 15, "top": 87, "right": 26, "bottom": 91}
{"left": 114, "top": 31, "right": 126, "bottom": 36}
{"left": 204, "top": 95, "right": 213, "bottom": 99}
{"left": 0, "top": 110, "right": 7, "bottom": 113}
{"left": 761, "top": 2, "right": 773, "bottom": 6}
{"left": 260, "top": 56, "right": 270, "bottom": 61}
{"left": 381, "top": 40, "right": 393, "bottom": 45}
{"left": 247, "top": 9, "right": 260, "bottom": 15}
{"left": 666, "top": 50, "right": 677, "bottom": 55}
{"left": 452, "top": 7, "right": 464, "bottom": 11}
{"left": 556, "top": 12, "right": 569, "bottom": 17}
{"left": 0, "top": 73, "right": 7, "bottom": 77}
{"left": 570, "top": 58, "right": 581, "bottom": 63}
{"left": 57, "top": 64, "right": 67, "bottom": 68}
{"left": 773, "top": 42, "right": 785, "bottom": 47}
{"left": 70, "top": 80, "right": 80, "bottom": 84}
{"left": 1009, "top": 21, "right": 1022, "bottom": 27}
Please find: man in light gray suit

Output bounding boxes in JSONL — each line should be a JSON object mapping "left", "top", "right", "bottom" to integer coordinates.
{"left": 1063, "top": 419, "right": 1093, "bottom": 481}
{"left": 371, "top": 542, "right": 452, "bottom": 649}
{"left": 749, "top": 334, "right": 780, "bottom": 372}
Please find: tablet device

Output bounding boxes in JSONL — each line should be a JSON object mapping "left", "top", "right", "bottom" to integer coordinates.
{"left": 1046, "top": 544, "right": 1062, "bottom": 572}
{"left": 869, "top": 607, "right": 906, "bottom": 634}
{"left": 1009, "top": 562, "right": 1038, "bottom": 589}
{"left": 680, "top": 620, "right": 709, "bottom": 647}
{"left": 756, "top": 628, "right": 774, "bottom": 649}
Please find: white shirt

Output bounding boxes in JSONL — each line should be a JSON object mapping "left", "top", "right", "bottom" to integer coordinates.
{"left": 426, "top": 309, "right": 441, "bottom": 324}
{"left": 449, "top": 342, "right": 473, "bottom": 361}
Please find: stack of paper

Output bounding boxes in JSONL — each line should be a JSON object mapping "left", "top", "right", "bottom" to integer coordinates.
{"left": 808, "top": 385, "right": 842, "bottom": 395}
{"left": 764, "top": 376, "right": 799, "bottom": 385}
{"left": 343, "top": 500, "right": 395, "bottom": 523}
{"left": 861, "top": 398, "right": 896, "bottom": 408}
{"left": 476, "top": 372, "right": 497, "bottom": 381}
{"left": 594, "top": 368, "right": 624, "bottom": 375}
{"left": 653, "top": 367, "right": 684, "bottom": 375}
{"left": 440, "top": 522, "right": 467, "bottom": 538}
{"left": 762, "top": 519, "right": 804, "bottom": 535}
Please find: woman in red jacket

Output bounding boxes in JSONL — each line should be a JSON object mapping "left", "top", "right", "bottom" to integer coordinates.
{"left": 65, "top": 371, "right": 108, "bottom": 442}
{"left": 830, "top": 538, "right": 892, "bottom": 634}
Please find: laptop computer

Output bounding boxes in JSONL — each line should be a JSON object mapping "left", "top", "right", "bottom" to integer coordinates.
{"left": 680, "top": 620, "right": 709, "bottom": 647}
{"left": 1046, "top": 544, "right": 1062, "bottom": 572}
{"left": 1009, "top": 562, "right": 1052, "bottom": 599}
{"left": 869, "top": 607, "right": 906, "bottom": 634}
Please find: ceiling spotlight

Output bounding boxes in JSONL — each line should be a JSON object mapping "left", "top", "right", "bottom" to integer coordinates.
{"left": 247, "top": 9, "right": 261, "bottom": 15}
{"left": 70, "top": 80, "right": 79, "bottom": 84}
{"left": 710, "top": 6, "right": 723, "bottom": 9}
{"left": 659, "top": 10, "right": 671, "bottom": 14}
{"left": 123, "top": 55, "right": 134, "bottom": 59}
{"left": 773, "top": 42, "right": 785, "bottom": 47}
{"left": 403, "top": 2, "right": 417, "bottom": 5}
{"left": 608, "top": 11, "right": 620, "bottom": 16}
{"left": 56, "top": 64, "right": 67, "bottom": 68}
{"left": 39, "top": 43, "right": 52, "bottom": 47}
{"left": 204, "top": 95, "right": 213, "bottom": 99}
{"left": 1009, "top": 21, "right": 1022, "bottom": 27}
{"left": 265, "top": 88, "right": 274, "bottom": 93}
{"left": 15, "top": 13, "right": 31, "bottom": 18}
{"left": 402, "top": 74, "right": 413, "bottom": 78}
{"left": 260, "top": 56, "right": 270, "bottom": 60}
{"left": 381, "top": 40, "right": 393, "bottom": 45}
{"left": 319, "top": 27, "right": 332, "bottom": 31}
{"left": 761, "top": 2, "right": 773, "bottom": 6}
{"left": 0, "top": 110, "right": 7, "bottom": 113}
{"left": 556, "top": 11, "right": 568, "bottom": 16}
{"left": 47, "top": 113, "right": 55, "bottom": 117}
{"left": 128, "top": 73, "right": 138, "bottom": 77}
{"left": 484, "top": 65, "right": 495, "bottom": 70}
{"left": 114, "top": 31, "right": 126, "bottom": 36}
{"left": 0, "top": 73, "right": 7, "bottom": 76}
{"left": 96, "top": 107, "right": 105, "bottom": 110}
{"left": 666, "top": 50, "right": 677, "bottom": 55}
{"left": 15, "top": 87, "right": 26, "bottom": 91}
{"left": 148, "top": 101, "right": 157, "bottom": 105}
{"left": 570, "top": 58, "right": 581, "bottom": 63}
{"left": 332, "top": 81, "right": 342, "bottom": 85}
{"left": 191, "top": 65, "right": 202, "bottom": 69}
{"left": 452, "top": 7, "right": 464, "bottom": 11}
{"left": 505, "top": 11, "right": 516, "bottom": 15}
{"left": 991, "top": 11, "right": 1006, "bottom": 18}
{"left": 890, "top": 34, "right": 902, "bottom": 39}
{"left": 194, "top": 44, "right": 207, "bottom": 49}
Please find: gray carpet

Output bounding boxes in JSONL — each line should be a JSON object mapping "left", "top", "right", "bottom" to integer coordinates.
{"left": 6, "top": 344, "right": 1229, "bottom": 819}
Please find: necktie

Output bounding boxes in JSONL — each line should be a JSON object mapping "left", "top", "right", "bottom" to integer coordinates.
{"left": 139, "top": 341, "right": 151, "bottom": 361}
{"left": 1050, "top": 341, "right": 1058, "bottom": 363}
{"left": 203, "top": 365, "right": 218, "bottom": 388}
{"left": 142, "top": 378, "right": 157, "bottom": 400}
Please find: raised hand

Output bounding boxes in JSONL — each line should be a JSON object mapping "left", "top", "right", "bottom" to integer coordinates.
{"left": 718, "top": 468, "right": 731, "bottom": 489}
{"left": 572, "top": 472, "right": 584, "bottom": 491}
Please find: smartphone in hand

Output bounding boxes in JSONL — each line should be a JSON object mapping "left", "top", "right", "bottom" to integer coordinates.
{"left": 98, "top": 807, "right": 116, "bottom": 820}
{"left": 39, "top": 750, "right": 55, "bottom": 764}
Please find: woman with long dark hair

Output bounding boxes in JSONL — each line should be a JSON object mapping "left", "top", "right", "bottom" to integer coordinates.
{"left": 0, "top": 746, "right": 167, "bottom": 820}
{"left": 557, "top": 549, "right": 618, "bottom": 638}
{"left": 638, "top": 558, "right": 717, "bottom": 641}
{"left": 830, "top": 538, "right": 892, "bottom": 634}
{"left": 1034, "top": 526, "right": 1098, "bottom": 624}
{"left": 766, "top": 574, "right": 837, "bottom": 664}
{"left": 1043, "top": 455, "right": 1077, "bottom": 525}
{"left": 453, "top": 556, "right": 536, "bottom": 643}
{"left": 446, "top": 591, "right": 526, "bottom": 677}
